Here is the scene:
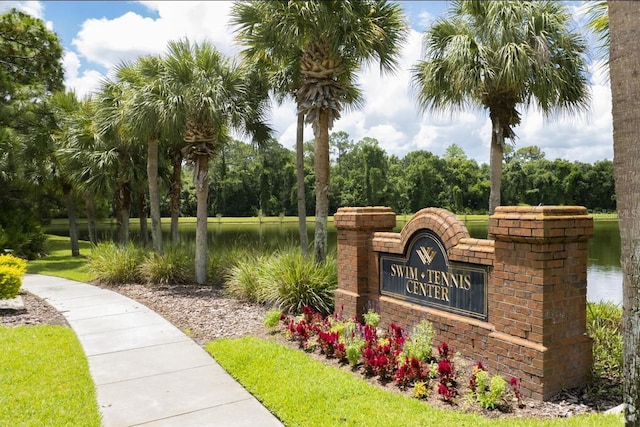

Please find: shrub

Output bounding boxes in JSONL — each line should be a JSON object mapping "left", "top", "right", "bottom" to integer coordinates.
{"left": 363, "top": 309, "right": 380, "bottom": 327}
{"left": 264, "top": 308, "right": 283, "bottom": 329}
{"left": 225, "top": 253, "right": 265, "bottom": 303}
{"left": 0, "top": 264, "right": 23, "bottom": 299}
{"left": 587, "top": 301, "right": 623, "bottom": 382}
{"left": 139, "top": 246, "right": 194, "bottom": 285}
{"left": 257, "top": 248, "right": 337, "bottom": 315}
{"left": 472, "top": 369, "right": 507, "bottom": 410}
{"left": 23, "top": 231, "right": 47, "bottom": 259}
{"left": 402, "top": 320, "right": 435, "bottom": 362}
{"left": 0, "top": 254, "right": 27, "bottom": 275}
{"left": 209, "top": 246, "right": 249, "bottom": 287}
{"left": 9, "top": 230, "right": 48, "bottom": 260}
{"left": 87, "top": 242, "right": 143, "bottom": 285}
{"left": 0, "top": 254, "right": 27, "bottom": 299}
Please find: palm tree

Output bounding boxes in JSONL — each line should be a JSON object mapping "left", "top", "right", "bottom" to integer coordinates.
{"left": 230, "top": 20, "right": 310, "bottom": 257}
{"left": 93, "top": 78, "right": 148, "bottom": 246}
{"left": 48, "top": 90, "right": 84, "bottom": 256}
{"left": 583, "top": 1, "right": 609, "bottom": 64}
{"left": 115, "top": 56, "right": 167, "bottom": 255}
{"left": 231, "top": 0, "right": 407, "bottom": 263}
{"left": 55, "top": 96, "right": 102, "bottom": 244}
{"left": 160, "top": 38, "right": 272, "bottom": 284}
{"left": 412, "top": 0, "right": 590, "bottom": 214}
{"left": 609, "top": 3, "right": 640, "bottom": 425}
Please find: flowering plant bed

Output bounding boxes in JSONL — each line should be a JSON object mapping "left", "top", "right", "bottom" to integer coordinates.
{"left": 276, "top": 306, "right": 524, "bottom": 415}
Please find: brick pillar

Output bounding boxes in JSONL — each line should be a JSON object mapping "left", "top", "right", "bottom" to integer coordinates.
{"left": 334, "top": 207, "right": 396, "bottom": 321}
{"left": 489, "top": 206, "right": 594, "bottom": 399}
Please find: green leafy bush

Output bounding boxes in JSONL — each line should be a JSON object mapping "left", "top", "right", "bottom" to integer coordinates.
{"left": 209, "top": 246, "right": 249, "bottom": 287}
{"left": 257, "top": 248, "right": 337, "bottom": 315}
{"left": 7, "top": 230, "right": 48, "bottom": 259}
{"left": 264, "top": 308, "right": 283, "bottom": 329}
{"left": 0, "top": 254, "right": 27, "bottom": 299}
{"left": 587, "top": 301, "right": 623, "bottom": 382}
{"left": 0, "top": 264, "right": 23, "bottom": 299}
{"left": 87, "top": 242, "right": 143, "bottom": 285}
{"left": 363, "top": 309, "right": 381, "bottom": 327}
{"left": 139, "top": 246, "right": 194, "bottom": 285}
{"left": 225, "top": 253, "right": 265, "bottom": 303}
{"left": 403, "top": 320, "right": 435, "bottom": 362}
{"left": 472, "top": 370, "right": 507, "bottom": 410}
{"left": 0, "top": 253, "right": 27, "bottom": 275}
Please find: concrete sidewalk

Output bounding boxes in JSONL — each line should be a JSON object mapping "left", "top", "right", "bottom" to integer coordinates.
{"left": 22, "top": 274, "right": 284, "bottom": 427}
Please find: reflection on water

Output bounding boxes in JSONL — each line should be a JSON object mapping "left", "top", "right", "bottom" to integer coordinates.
{"left": 47, "top": 218, "right": 623, "bottom": 305}
{"left": 587, "top": 267, "right": 622, "bottom": 305}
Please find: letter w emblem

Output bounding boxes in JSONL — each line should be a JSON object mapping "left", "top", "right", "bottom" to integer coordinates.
{"left": 416, "top": 246, "right": 436, "bottom": 265}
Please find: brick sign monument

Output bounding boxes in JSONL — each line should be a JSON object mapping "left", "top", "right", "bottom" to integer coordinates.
{"left": 334, "top": 206, "right": 593, "bottom": 400}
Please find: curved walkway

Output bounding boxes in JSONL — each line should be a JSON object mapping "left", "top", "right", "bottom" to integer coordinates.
{"left": 23, "top": 274, "right": 284, "bottom": 427}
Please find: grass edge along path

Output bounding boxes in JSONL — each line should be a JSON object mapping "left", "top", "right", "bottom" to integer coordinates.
{"left": 0, "top": 325, "right": 101, "bottom": 426}
{"left": 26, "top": 235, "right": 93, "bottom": 282}
{"left": 206, "top": 337, "right": 621, "bottom": 427}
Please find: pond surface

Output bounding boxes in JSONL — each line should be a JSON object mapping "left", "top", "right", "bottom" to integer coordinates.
{"left": 49, "top": 218, "right": 623, "bottom": 305}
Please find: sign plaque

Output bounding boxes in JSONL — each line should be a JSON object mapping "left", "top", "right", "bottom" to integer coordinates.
{"left": 380, "top": 230, "right": 488, "bottom": 320}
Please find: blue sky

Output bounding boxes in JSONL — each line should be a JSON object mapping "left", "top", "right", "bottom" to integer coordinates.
{"left": 3, "top": 1, "right": 612, "bottom": 165}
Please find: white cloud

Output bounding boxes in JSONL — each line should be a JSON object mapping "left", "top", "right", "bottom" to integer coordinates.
{"left": 72, "top": 1, "right": 236, "bottom": 71}
{"left": 63, "top": 51, "right": 105, "bottom": 99}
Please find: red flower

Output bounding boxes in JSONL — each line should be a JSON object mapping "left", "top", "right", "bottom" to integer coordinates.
{"left": 437, "top": 360, "right": 452, "bottom": 376}
{"left": 438, "top": 383, "right": 448, "bottom": 395}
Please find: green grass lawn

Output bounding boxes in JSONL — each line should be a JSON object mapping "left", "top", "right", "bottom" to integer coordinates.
{"left": 207, "top": 337, "right": 622, "bottom": 427}
{"left": 26, "top": 235, "right": 93, "bottom": 282}
{"left": 0, "top": 325, "right": 101, "bottom": 426}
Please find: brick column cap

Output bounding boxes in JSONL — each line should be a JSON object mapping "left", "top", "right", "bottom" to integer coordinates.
{"left": 335, "top": 206, "right": 396, "bottom": 230}
{"left": 490, "top": 205, "right": 594, "bottom": 243}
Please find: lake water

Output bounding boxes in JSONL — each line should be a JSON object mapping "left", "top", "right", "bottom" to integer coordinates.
{"left": 49, "top": 218, "right": 623, "bottom": 305}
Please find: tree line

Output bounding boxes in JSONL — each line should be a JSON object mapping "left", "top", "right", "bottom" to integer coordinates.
{"left": 188, "top": 132, "right": 615, "bottom": 219}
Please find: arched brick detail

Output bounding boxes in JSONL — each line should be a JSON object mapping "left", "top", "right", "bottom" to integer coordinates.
{"left": 400, "top": 208, "right": 470, "bottom": 255}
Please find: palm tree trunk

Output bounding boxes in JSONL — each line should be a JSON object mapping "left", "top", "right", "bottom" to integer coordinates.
{"left": 170, "top": 151, "right": 182, "bottom": 244}
{"left": 194, "top": 154, "right": 209, "bottom": 284}
{"left": 85, "top": 195, "right": 97, "bottom": 244}
{"left": 138, "top": 192, "right": 149, "bottom": 248}
{"left": 147, "top": 138, "right": 163, "bottom": 254}
{"left": 63, "top": 184, "right": 80, "bottom": 257}
{"left": 609, "top": 3, "right": 640, "bottom": 425}
{"left": 313, "top": 109, "right": 330, "bottom": 264}
{"left": 488, "top": 115, "right": 504, "bottom": 215}
{"left": 116, "top": 183, "right": 131, "bottom": 246}
{"left": 296, "top": 111, "right": 309, "bottom": 257}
